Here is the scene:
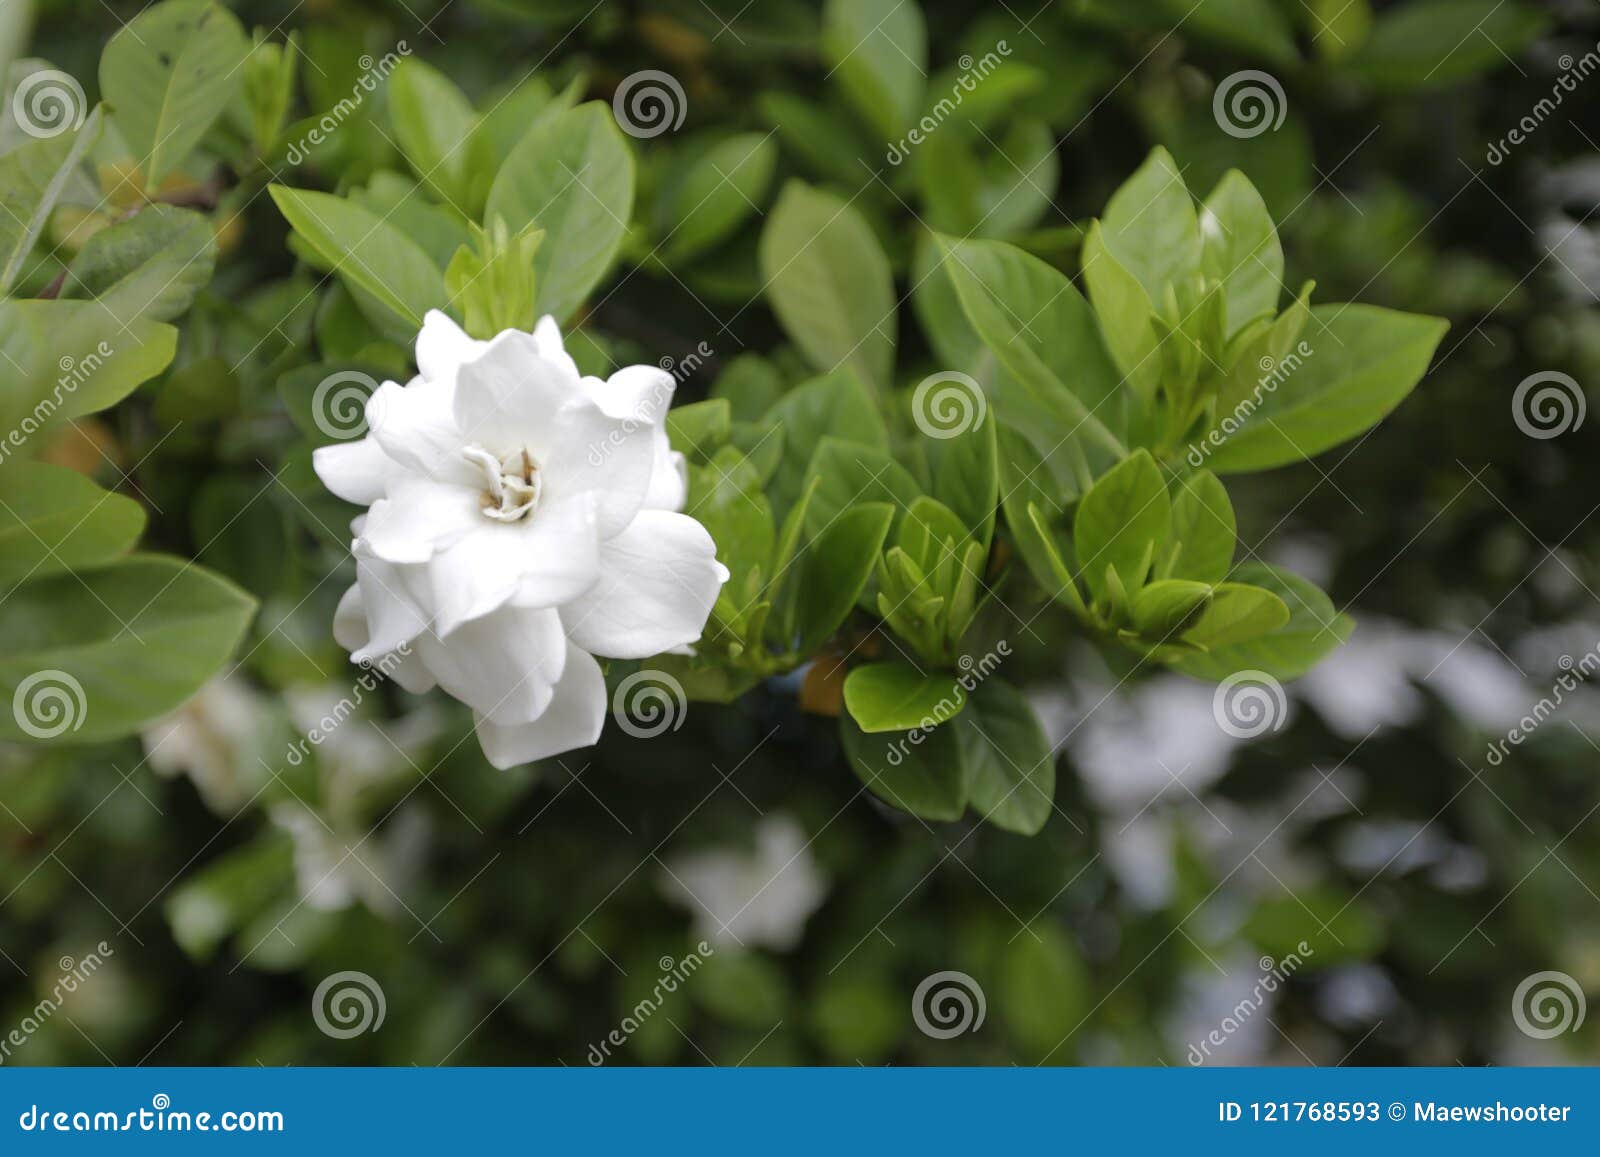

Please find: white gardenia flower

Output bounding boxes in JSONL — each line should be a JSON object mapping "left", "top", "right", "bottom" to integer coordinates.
{"left": 313, "top": 311, "right": 727, "bottom": 769}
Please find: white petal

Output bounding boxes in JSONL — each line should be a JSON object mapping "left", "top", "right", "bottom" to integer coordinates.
{"left": 590, "top": 364, "right": 675, "bottom": 424}
{"left": 414, "top": 605, "right": 566, "bottom": 723}
{"left": 473, "top": 642, "right": 607, "bottom": 768}
{"left": 313, "top": 437, "right": 390, "bottom": 505}
{"left": 452, "top": 330, "right": 581, "bottom": 451}
{"left": 357, "top": 479, "right": 480, "bottom": 564}
{"left": 350, "top": 555, "right": 430, "bottom": 659}
{"left": 644, "top": 433, "right": 687, "bottom": 512}
{"left": 426, "top": 495, "right": 601, "bottom": 632}
{"left": 367, "top": 376, "right": 474, "bottom": 486}
{"left": 416, "top": 310, "right": 487, "bottom": 383}
{"left": 560, "top": 509, "right": 729, "bottom": 659}
{"left": 335, "top": 579, "right": 437, "bottom": 693}
{"left": 532, "top": 315, "right": 581, "bottom": 381}
{"left": 541, "top": 399, "right": 655, "bottom": 539}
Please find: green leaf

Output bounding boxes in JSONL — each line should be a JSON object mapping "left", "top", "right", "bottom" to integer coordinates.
{"left": 822, "top": 0, "right": 927, "bottom": 139}
{"left": 485, "top": 102, "right": 636, "bottom": 323}
{"left": 956, "top": 678, "right": 1055, "bottom": 835}
{"left": 1203, "top": 304, "right": 1447, "bottom": 472}
{"left": 62, "top": 205, "right": 216, "bottom": 323}
{"left": 897, "top": 495, "right": 971, "bottom": 577}
{"left": 1158, "top": 0, "right": 1300, "bottom": 66}
{"left": 1176, "top": 562, "right": 1353, "bottom": 681}
{"left": 1166, "top": 469, "right": 1235, "bottom": 583}
{"left": 0, "top": 301, "right": 177, "bottom": 437}
{"left": 1180, "top": 582, "right": 1289, "bottom": 649}
{"left": 792, "top": 501, "right": 893, "bottom": 653}
{"left": 936, "top": 234, "right": 1126, "bottom": 458}
{"left": 928, "top": 402, "right": 998, "bottom": 547}
{"left": 0, "top": 554, "right": 256, "bottom": 743}
{"left": 840, "top": 709, "right": 966, "bottom": 822}
{"left": 658, "top": 132, "right": 777, "bottom": 264}
{"left": 0, "top": 107, "right": 101, "bottom": 294}
{"left": 269, "top": 185, "right": 447, "bottom": 334}
{"left": 1073, "top": 449, "right": 1169, "bottom": 602}
{"left": 98, "top": 0, "right": 251, "bottom": 184}
{"left": 843, "top": 661, "right": 967, "bottom": 733}
{"left": 759, "top": 181, "right": 896, "bottom": 391}
{"left": 190, "top": 476, "right": 288, "bottom": 601}
{"left": 1343, "top": 0, "right": 1548, "bottom": 91}
{"left": 1130, "top": 579, "right": 1214, "bottom": 640}
{"left": 0, "top": 461, "right": 145, "bottom": 585}
{"left": 761, "top": 367, "right": 886, "bottom": 515}
{"left": 1199, "top": 170, "right": 1282, "bottom": 336}
{"left": 1096, "top": 147, "right": 1202, "bottom": 308}
{"left": 666, "top": 398, "right": 731, "bottom": 463}
{"left": 804, "top": 437, "right": 921, "bottom": 540}
{"left": 1081, "top": 220, "right": 1161, "bottom": 404}
{"left": 1000, "top": 923, "right": 1089, "bottom": 1058}
{"left": 387, "top": 57, "right": 479, "bottom": 207}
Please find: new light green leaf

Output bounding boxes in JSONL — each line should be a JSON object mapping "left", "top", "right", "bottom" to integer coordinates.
{"left": 1097, "top": 146, "right": 1202, "bottom": 308}
{"left": 1073, "top": 449, "right": 1169, "bottom": 601}
{"left": 99, "top": 0, "right": 250, "bottom": 184}
{"left": 1177, "top": 562, "right": 1353, "bottom": 681}
{"left": 1200, "top": 169, "right": 1283, "bottom": 336}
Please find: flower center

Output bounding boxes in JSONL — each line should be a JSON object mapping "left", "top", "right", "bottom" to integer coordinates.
{"left": 463, "top": 444, "right": 541, "bottom": 523}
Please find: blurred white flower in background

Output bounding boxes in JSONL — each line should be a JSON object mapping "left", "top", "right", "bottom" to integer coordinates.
{"left": 315, "top": 311, "right": 727, "bottom": 769}
{"left": 659, "top": 814, "right": 828, "bottom": 951}
{"left": 140, "top": 674, "right": 277, "bottom": 815}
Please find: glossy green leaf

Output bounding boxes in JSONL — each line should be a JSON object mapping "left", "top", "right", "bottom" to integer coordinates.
{"left": 793, "top": 501, "right": 893, "bottom": 653}
{"left": 843, "top": 661, "right": 966, "bottom": 733}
